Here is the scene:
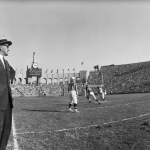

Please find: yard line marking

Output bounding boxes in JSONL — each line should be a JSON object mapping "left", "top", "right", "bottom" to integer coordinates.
{"left": 12, "top": 115, "right": 19, "bottom": 150}
{"left": 84, "top": 99, "right": 150, "bottom": 111}
{"left": 103, "top": 112, "right": 150, "bottom": 125}
{"left": 55, "top": 112, "right": 150, "bottom": 132}
{"left": 15, "top": 112, "right": 150, "bottom": 135}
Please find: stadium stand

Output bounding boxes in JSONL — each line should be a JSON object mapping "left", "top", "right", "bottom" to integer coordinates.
{"left": 87, "top": 61, "right": 150, "bottom": 94}
{"left": 11, "top": 83, "right": 85, "bottom": 97}
{"left": 11, "top": 61, "right": 150, "bottom": 97}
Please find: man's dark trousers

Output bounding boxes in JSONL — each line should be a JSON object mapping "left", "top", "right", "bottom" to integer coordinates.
{"left": 0, "top": 99, "right": 12, "bottom": 150}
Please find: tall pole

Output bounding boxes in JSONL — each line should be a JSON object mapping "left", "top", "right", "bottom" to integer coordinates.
{"left": 57, "top": 69, "right": 59, "bottom": 84}
{"left": 37, "top": 76, "right": 38, "bottom": 85}
{"left": 73, "top": 68, "right": 75, "bottom": 77}
{"left": 51, "top": 69, "right": 53, "bottom": 84}
{"left": 68, "top": 69, "right": 70, "bottom": 83}
{"left": 20, "top": 69, "right": 23, "bottom": 84}
{"left": 52, "top": 72, "right": 53, "bottom": 85}
{"left": 33, "top": 52, "right": 35, "bottom": 63}
{"left": 47, "top": 72, "right": 48, "bottom": 81}
{"left": 63, "top": 69, "right": 64, "bottom": 85}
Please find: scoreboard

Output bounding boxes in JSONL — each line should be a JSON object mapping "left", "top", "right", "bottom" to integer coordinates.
{"left": 27, "top": 68, "right": 42, "bottom": 77}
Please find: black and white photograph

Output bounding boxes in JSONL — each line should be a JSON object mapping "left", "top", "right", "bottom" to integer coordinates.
{"left": 0, "top": 0, "right": 150, "bottom": 149}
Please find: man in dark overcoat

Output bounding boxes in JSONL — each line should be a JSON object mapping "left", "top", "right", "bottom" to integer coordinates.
{"left": 0, "top": 37, "right": 14, "bottom": 150}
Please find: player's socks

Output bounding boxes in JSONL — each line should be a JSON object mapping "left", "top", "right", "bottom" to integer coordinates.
{"left": 69, "top": 103, "right": 73, "bottom": 112}
{"left": 103, "top": 99, "right": 106, "bottom": 102}
{"left": 96, "top": 99, "right": 99, "bottom": 102}
{"left": 73, "top": 103, "right": 79, "bottom": 112}
{"left": 69, "top": 103, "right": 72, "bottom": 107}
{"left": 74, "top": 103, "right": 77, "bottom": 109}
{"left": 96, "top": 99, "right": 101, "bottom": 105}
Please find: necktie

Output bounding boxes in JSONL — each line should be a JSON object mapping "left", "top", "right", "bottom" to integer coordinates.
{"left": 3, "top": 59, "right": 7, "bottom": 72}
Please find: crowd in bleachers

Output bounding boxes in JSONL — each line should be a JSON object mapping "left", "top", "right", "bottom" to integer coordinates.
{"left": 11, "top": 84, "right": 62, "bottom": 97}
{"left": 11, "top": 83, "right": 86, "bottom": 97}
{"left": 87, "top": 61, "right": 150, "bottom": 94}
{"left": 88, "top": 71, "right": 102, "bottom": 85}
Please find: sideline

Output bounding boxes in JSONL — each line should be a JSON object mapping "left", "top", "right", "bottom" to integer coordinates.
{"left": 12, "top": 115, "right": 20, "bottom": 150}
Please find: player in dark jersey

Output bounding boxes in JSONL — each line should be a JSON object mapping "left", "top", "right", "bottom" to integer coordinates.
{"left": 85, "top": 84, "right": 101, "bottom": 104}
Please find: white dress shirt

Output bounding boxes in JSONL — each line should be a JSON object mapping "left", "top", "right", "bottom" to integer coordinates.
{"left": 0, "top": 54, "right": 5, "bottom": 68}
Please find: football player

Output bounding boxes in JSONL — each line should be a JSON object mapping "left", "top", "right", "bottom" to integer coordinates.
{"left": 97, "top": 85, "right": 106, "bottom": 102}
{"left": 85, "top": 84, "right": 101, "bottom": 104}
{"left": 68, "top": 77, "right": 79, "bottom": 112}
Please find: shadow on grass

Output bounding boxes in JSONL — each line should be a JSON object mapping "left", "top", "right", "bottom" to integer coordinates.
{"left": 21, "top": 109, "right": 69, "bottom": 112}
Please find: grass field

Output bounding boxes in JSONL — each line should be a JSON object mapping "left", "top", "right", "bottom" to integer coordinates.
{"left": 6, "top": 93, "right": 150, "bottom": 150}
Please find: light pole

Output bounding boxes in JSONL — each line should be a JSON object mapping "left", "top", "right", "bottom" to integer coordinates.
{"left": 68, "top": 69, "right": 70, "bottom": 83}
{"left": 73, "top": 68, "right": 75, "bottom": 77}
{"left": 51, "top": 69, "right": 53, "bottom": 84}
{"left": 63, "top": 69, "right": 64, "bottom": 85}
{"left": 57, "top": 69, "right": 59, "bottom": 84}
{"left": 47, "top": 72, "right": 48, "bottom": 81}
{"left": 20, "top": 69, "right": 23, "bottom": 84}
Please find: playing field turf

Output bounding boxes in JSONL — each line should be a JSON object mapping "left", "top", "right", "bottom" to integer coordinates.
{"left": 7, "top": 93, "right": 150, "bottom": 150}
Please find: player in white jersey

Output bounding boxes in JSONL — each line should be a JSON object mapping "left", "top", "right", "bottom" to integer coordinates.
{"left": 68, "top": 77, "right": 79, "bottom": 112}
{"left": 85, "top": 84, "right": 101, "bottom": 104}
{"left": 97, "top": 85, "right": 106, "bottom": 102}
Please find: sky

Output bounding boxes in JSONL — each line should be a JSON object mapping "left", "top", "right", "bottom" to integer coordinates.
{"left": 0, "top": 0, "right": 150, "bottom": 77}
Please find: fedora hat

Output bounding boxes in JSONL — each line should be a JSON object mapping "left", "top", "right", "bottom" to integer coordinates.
{"left": 0, "top": 39, "right": 12, "bottom": 46}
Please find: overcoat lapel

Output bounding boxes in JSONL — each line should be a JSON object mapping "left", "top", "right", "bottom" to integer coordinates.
{"left": 0, "top": 59, "right": 7, "bottom": 75}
